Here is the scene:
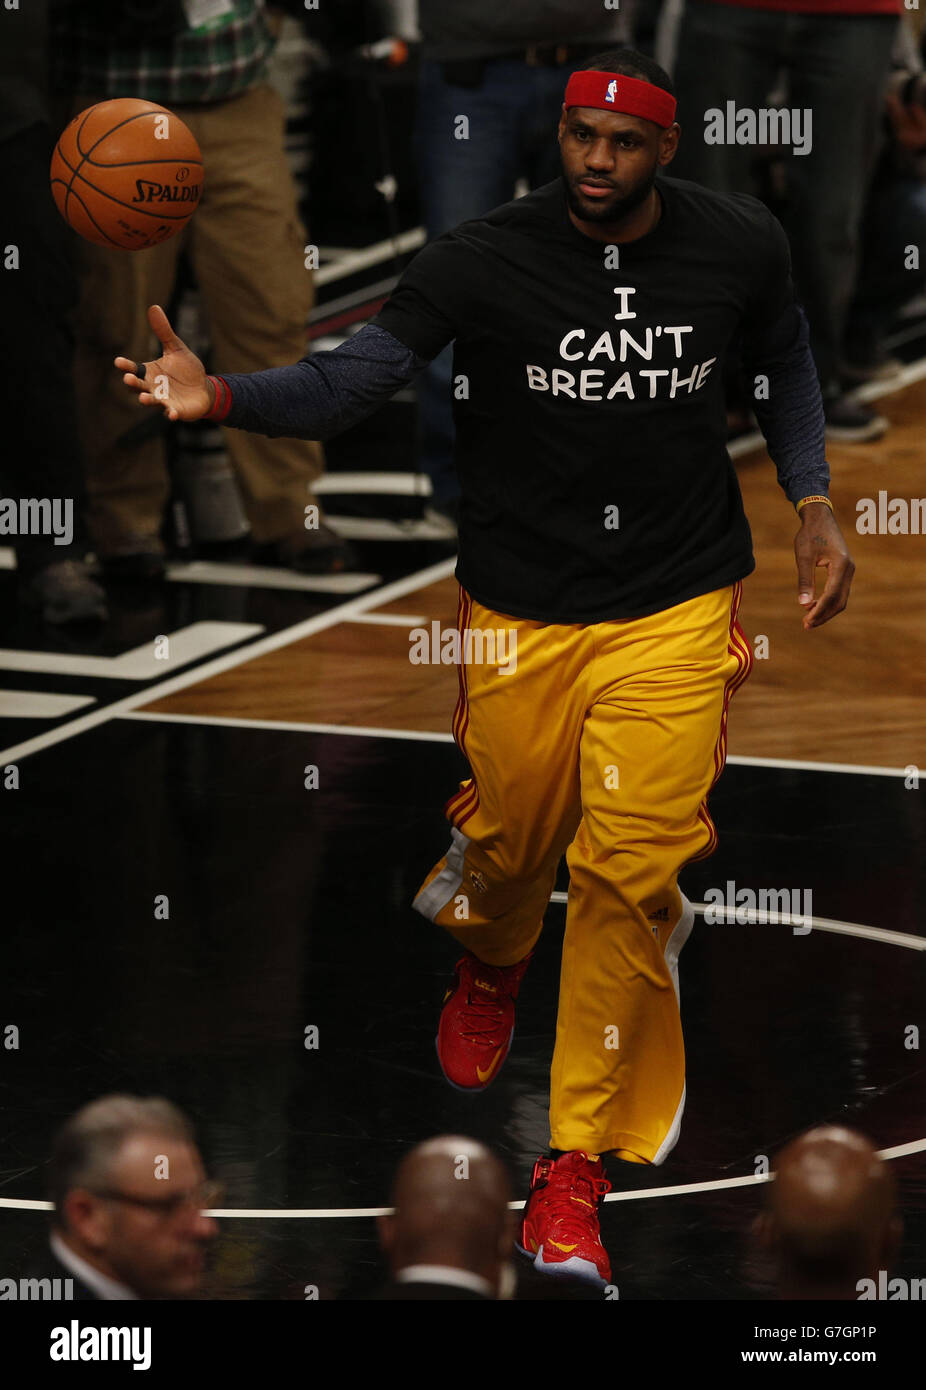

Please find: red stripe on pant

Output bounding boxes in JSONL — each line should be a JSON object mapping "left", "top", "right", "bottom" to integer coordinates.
{"left": 689, "top": 582, "right": 754, "bottom": 863}
{"left": 449, "top": 587, "right": 469, "bottom": 749}
{"left": 444, "top": 588, "right": 480, "bottom": 831}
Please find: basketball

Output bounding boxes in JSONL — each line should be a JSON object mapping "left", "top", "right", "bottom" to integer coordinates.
{"left": 50, "top": 98, "right": 203, "bottom": 251}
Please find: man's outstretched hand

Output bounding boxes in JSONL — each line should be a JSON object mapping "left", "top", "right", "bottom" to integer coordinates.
{"left": 794, "top": 502, "right": 854, "bottom": 630}
{"left": 115, "top": 304, "right": 214, "bottom": 422}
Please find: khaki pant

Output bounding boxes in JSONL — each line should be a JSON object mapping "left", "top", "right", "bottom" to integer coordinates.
{"left": 71, "top": 83, "right": 324, "bottom": 554}
{"left": 414, "top": 582, "right": 754, "bottom": 1161}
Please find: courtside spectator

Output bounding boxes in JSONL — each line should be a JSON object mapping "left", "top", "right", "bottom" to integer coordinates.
{"left": 34, "top": 1094, "right": 218, "bottom": 1300}
{"left": 755, "top": 1125, "right": 901, "bottom": 1299}
{"left": 377, "top": 1135, "right": 516, "bottom": 1299}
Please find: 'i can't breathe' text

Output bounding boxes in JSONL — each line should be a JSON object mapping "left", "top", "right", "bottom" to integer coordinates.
{"left": 526, "top": 289, "right": 716, "bottom": 403}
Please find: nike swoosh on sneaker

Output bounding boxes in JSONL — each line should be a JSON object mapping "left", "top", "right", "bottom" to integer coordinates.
{"left": 548, "top": 1241, "right": 578, "bottom": 1253}
{"left": 476, "top": 1045, "right": 506, "bottom": 1083}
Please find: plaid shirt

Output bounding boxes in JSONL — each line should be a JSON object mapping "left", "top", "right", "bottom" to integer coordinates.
{"left": 51, "top": 0, "right": 276, "bottom": 107}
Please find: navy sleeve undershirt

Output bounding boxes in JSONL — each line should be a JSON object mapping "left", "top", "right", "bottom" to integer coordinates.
{"left": 740, "top": 301, "right": 831, "bottom": 506}
{"left": 216, "top": 323, "right": 432, "bottom": 440}
{"left": 736, "top": 202, "right": 831, "bottom": 507}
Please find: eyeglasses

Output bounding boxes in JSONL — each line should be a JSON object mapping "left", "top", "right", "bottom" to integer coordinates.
{"left": 88, "top": 1180, "right": 224, "bottom": 1216}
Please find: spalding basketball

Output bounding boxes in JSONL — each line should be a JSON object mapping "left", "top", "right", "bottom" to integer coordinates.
{"left": 50, "top": 99, "right": 203, "bottom": 250}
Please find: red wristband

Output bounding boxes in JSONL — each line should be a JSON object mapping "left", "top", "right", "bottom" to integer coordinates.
{"left": 205, "top": 375, "right": 232, "bottom": 422}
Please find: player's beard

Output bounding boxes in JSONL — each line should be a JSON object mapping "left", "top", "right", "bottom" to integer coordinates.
{"left": 563, "top": 162, "right": 659, "bottom": 226}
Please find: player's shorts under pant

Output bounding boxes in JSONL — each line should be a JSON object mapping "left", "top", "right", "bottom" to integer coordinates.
{"left": 413, "top": 582, "right": 754, "bottom": 1162}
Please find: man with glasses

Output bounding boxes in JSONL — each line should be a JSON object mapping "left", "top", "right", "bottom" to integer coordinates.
{"left": 35, "top": 1094, "right": 218, "bottom": 1300}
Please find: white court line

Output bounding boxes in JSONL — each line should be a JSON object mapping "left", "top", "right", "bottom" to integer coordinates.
{"left": 0, "top": 691, "right": 96, "bottom": 719}
{"left": 548, "top": 894, "right": 926, "bottom": 952}
{"left": 165, "top": 562, "right": 381, "bottom": 594}
{"left": 105, "top": 712, "right": 913, "bottom": 780}
{"left": 120, "top": 711, "right": 455, "bottom": 743}
{"left": 0, "top": 622, "right": 263, "bottom": 681}
{"left": 726, "top": 753, "right": 913, "bottom": 779}
{"left": 4, "top": 1138, "right": 922, "bottom": 1218}
{"left": 350, "top": 613, "right": 427, "bottom": 627}
{"left": 0, "top": 556, "right": 458, "bottom": 766}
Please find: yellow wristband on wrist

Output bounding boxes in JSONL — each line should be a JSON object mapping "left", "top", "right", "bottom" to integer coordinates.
{"left": 796, "top": 495, "right": 833, "bottom": 514}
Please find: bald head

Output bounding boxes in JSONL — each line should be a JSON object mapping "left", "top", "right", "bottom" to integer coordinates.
{"left": 378, "top": 1136, "right": 515, "bottom": 1292}
{"left": 759, "top": 1127, "right": 900, "bottom": 1298}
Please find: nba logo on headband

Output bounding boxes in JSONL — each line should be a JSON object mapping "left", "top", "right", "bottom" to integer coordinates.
{"left": 563, "top": 71, "right": 678, "bottom": 128}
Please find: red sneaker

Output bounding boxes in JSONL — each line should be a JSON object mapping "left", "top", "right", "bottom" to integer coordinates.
{"left": 436, "top": 951, "right": 531, "bottom": 1091}
{"left": 518, "top": 1152, "right": 612, "bottom": 1286}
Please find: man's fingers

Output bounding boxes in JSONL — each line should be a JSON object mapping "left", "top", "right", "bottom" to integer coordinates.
{"left": 803, "top": 599, "right": 841, "bottom": 630}
{"left": 116, "top": 356, "right": 156, "bottom": 395}
{"left": 134, "top": 389, "right": 179, "bottom": 421}
{"left": 794, "top": 511, "right": 854, "bottom": 629}
{"left": 115, "top": 347, "right": 184, "bottom": 420}
{"left": 795, "top": 551, "right": 817, "bottom": 606}
{"left": 147, "top": 303, "right": 181, "bottom": 352}
{"left": 802, "top": 560, "right": 851, "bottom": 629}
{"left": 803, "top": 590, "right": 837, "bottom": 629}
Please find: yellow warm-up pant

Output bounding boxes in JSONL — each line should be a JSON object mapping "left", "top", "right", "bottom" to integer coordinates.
{"left": 413, "top": 582, "right": 753, "bottom": 1162}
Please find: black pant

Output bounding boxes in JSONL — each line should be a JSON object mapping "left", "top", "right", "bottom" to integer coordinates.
{"left": 1, "top": 120, "right": 90, "bottom": 573}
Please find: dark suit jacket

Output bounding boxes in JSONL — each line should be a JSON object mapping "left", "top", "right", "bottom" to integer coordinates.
{"left": 25, "top": 1244, "right": 102, "bottom": 1301}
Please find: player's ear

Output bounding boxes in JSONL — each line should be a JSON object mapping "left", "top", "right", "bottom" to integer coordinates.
{"left": 659, "top": 124, "right": 680, "bottom": 168}
{"left": 557, "top": 105, "right": 568, "bottom": 142}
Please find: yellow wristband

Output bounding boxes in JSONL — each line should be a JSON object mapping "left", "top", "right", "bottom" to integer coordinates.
{"left": 796, "top": 495, "right": 833, "bottom": 514}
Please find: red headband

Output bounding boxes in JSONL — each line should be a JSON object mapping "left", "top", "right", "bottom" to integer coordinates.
{"left": 563, "top": 71, "right": 676, "bottom": 128}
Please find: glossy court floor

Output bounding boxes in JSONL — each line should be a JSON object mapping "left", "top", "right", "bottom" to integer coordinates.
{"left": 2, "top": 375, "right": 925, "bottom": 1301}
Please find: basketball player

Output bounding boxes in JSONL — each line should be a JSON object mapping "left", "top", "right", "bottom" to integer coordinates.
{"left": 115, "top": 50, "right": 854, "bottom": 1287}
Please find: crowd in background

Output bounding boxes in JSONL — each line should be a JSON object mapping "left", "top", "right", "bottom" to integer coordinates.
{"left": 25, "top": 1093, "right": 903, "bottom": 1301}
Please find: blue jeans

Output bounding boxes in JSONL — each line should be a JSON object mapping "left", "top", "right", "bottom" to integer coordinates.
{"left": 670, "top": 3, "right": 899, "bottom": 395}
{"left": 415, "top": 57, "right": 583, "bottom": 504}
